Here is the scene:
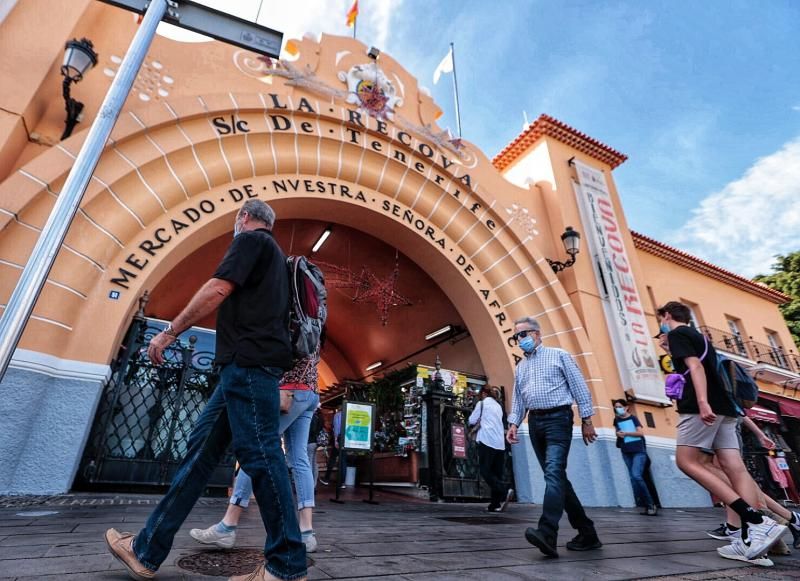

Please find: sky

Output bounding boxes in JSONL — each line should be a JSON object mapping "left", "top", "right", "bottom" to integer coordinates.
{"left": 159, "top": 0, "right": 800, "bottom": 278}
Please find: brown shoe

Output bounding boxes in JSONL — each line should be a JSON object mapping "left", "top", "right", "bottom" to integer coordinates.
{"left": 229, "top": 562, "right": 307, "bottom": 581}
{"left": 105, "top": 528, "right": 156, "bottom": 580}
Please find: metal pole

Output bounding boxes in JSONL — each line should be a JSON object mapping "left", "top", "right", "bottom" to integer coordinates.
{"left": 0, "top": 0, "right": 167, "bottom": 383}
{"left": 450, "top": 42, "right": 462, "bottom": 139}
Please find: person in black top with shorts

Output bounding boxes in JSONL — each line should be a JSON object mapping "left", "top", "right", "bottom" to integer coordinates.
{"left": 658, "top": 301, "right": 786, "bottom": 563}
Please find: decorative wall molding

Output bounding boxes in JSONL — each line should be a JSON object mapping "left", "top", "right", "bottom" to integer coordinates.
{"left": 10, "top": 349, "right": 111, "bottom": 382}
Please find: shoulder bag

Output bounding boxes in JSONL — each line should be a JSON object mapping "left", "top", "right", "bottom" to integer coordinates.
{"left": 664, "top": 335, "right": 708, "bottom": 400}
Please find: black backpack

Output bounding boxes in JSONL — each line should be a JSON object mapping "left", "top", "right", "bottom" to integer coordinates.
{"left": 287, "top": 256, "right": 327, "bottom": 361}
{"left": 717, "top": 354, "right": 758, "bottom": 410}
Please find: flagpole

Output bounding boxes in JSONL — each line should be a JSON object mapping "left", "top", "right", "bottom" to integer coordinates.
{"left": 353, "top": 18, "right": 357, "bottom": 39}
{"left": 450, "top": 42, "right": 463, "bottom": 138}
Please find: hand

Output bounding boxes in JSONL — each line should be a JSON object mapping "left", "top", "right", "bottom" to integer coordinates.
{"left": 616, "top": 430, "right": 625, "bottom": 438}
{"left": 147, "top": 331, "right": 177, "bottom": 365}
{"left": 582, "top": 422, "right": 597, "bottom": 445}
{"left": 506, "top": 424, "right": 519, "bottom": 445}
{"left": 759, "top": 435, "right": 776, "bottom": 449}
{"left": 698, "top": 401, "right": 717, "bottom": 426}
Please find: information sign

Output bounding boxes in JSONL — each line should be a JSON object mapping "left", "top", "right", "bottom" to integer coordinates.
{"left": 343, "top": 401, "right": 375, "bottom": 451}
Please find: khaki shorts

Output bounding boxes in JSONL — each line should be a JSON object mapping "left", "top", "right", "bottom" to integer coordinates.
{"left": 677, "top": 414, "right": 739, "bottom": 450}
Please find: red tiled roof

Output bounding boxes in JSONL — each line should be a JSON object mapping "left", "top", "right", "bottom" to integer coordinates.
{"left": 631, "top": 231, "right": 790, "bottom": 304}
{"left": 492, "top": 114, "right": 628, "bottom": 171}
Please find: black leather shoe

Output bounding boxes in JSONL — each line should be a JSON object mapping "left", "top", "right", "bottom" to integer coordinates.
{"left": 566, "top": 531, "right": 602, "bottom": 551}
{"left": 525, "top": 527, "right": 558, "bottom": 557}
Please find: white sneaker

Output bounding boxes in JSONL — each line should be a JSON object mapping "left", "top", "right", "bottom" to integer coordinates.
{"left": 303, "top": 532, "right": 318, "bottom": 553}
{"left": 189, "top": 524, "right": 237, "bottom": 549}
{"left": 717, "top": 542, "right": 774, "bottom": 567}
{"left": 742, "top": 517, "right": 788, "bottom": 560}
{"left": 499, "top": 489, "right": 515, "bottom": 512}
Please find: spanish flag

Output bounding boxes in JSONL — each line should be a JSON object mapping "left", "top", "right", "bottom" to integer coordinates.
{"left": 346, "top": 0, "right": 358, "bottom": 27}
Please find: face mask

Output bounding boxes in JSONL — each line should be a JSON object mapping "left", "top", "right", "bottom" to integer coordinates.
{"left": 233, "top": 219, "right": 242, "bottom": 238}
{"left": 519, "top": 336, "right": 536, "bottom": 353}
{"left": 659, "top": 323, "right": 670, "bottom": 334}
{"left": 614, "top": 407, "right": 626, "bottom": 416}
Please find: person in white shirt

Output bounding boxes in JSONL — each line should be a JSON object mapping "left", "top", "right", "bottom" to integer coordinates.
{"left": 469, "top": 385, "right": 513, "bottom": 512}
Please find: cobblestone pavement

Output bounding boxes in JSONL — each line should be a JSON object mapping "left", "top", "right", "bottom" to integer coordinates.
{"left": 1, "top": 490, "right": 799, "bottom": 580}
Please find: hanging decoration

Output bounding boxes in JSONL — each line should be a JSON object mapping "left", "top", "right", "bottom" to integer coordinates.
{"left": 315, "top": 254, "right": 412, "bottom": 325}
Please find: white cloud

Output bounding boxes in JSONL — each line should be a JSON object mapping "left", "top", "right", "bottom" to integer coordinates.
{"left": 793, "top": 104, "right": 800, "bottom": 112}
{"left": 672, "top": 137, "right": 800, "bottom": 277}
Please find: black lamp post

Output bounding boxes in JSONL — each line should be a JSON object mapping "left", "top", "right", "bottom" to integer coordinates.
{"left": 546, "top": 226, "right": 581, "bottom": 273}
{"left": 60, "top": 38, "right": 98, "bottom": 140}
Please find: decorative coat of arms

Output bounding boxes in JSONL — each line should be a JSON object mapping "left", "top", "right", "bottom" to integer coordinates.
{"left": 337, "top": 63, "right": 403, "bottom": 120}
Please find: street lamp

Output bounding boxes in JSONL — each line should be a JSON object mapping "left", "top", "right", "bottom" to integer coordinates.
{"left": 60, "top": 38, "right": 98, "bottom": 140}
{"left": 546, "top": 226, "right": 581, "bottom": 273}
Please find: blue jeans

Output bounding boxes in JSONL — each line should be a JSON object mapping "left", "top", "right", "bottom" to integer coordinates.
{"left": 133, "top": 363, "right": 306, "bottom": 580}
{"left": 231, "top": 389, "right": 320, "bottom": 511}
{"left": 528, "top": 408, "right": 594, "bottom": 541}
{"left": 621, "top": 451, "right": 654, "bottom": 508}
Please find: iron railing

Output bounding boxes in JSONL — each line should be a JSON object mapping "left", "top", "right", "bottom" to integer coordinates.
{"left": 747, "top": 339, "right": 794, "bottom": 372}
{"left": 699, "top": 326, "right": 800, "bottom": 374}
{"left": 76, "top": 307, "right": 232, "bottom": 491}
{"left": 699, "top": 325, "right": 748, "bottom": 358}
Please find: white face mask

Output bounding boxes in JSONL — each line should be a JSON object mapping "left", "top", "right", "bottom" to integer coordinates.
{"left": 233, "top": 216, "right": 243, "bottom": 238}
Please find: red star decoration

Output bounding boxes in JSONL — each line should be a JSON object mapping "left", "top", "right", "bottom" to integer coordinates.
{"left": 351, "top": 265, "right": 413, "bottom": 326}
{"left": 314, "top": 260, "right": 412, "bottom": 325}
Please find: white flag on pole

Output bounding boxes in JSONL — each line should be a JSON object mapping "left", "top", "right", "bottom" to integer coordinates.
{"left": 433, "top": 47, "right": 453, "bottom": 85}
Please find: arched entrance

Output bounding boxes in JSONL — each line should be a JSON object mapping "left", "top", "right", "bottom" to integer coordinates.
{"left": 0, "top": 35, "right": 607, "bottom": 495}
{"left": 145, "top": 219, "right": 488, "bottom": 385}
{"left": 0, "top": 105, "right": 597, "bottom": 384}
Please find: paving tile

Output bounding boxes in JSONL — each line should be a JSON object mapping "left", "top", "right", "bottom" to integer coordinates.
{"left": 0, "top": 544, "right": 50, "bottom": 560}
{"left": 314, "top": 555, "right": 437, "bottom": 578}
{"left": 2, "top": 553, "right": 115, "bottom": 576}
{"left": 1, "top": 495, "right": 794, "bottom": 580}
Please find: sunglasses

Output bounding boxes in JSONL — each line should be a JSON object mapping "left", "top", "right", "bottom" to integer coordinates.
{"left": 513, "top": 329, "right": 538, "bottom": 340}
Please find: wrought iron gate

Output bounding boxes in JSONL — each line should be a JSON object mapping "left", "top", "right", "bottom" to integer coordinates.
{"left": 76, "top": 299, "right": 234, "bottom": 490}
{"left": 426, "top": 386, "right": 513, "bottom": 501}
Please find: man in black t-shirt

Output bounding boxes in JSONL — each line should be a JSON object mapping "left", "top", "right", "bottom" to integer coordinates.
{"left": 105, "top": 200, "right": 307, "bottom": 581}
{"left": 658, "top": 301, "right": 786, "bottom": 563}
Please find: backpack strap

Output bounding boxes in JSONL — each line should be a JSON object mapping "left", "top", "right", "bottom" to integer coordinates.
{"left": 681, "top": 336, "right": 708, "bottom": 377}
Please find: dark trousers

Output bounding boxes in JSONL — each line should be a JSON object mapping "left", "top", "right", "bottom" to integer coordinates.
{"left": 324, "top": 446, "right": 347, "bottom": 482}
{"left": 528, "top": 408, "right": 594, "bottom": 541}
{"left": 478, "top": 442, "right": 507, "bottom": 506}
{"left": 132, "top": 363, "right": 306, "bottom": 580}
{"left": 621, "top": 451, "right": 655, "bottom": 508}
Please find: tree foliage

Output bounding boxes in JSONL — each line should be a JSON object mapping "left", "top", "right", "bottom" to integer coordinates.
{"left": 754, "top": 251, "right": 800, "bottom": 349}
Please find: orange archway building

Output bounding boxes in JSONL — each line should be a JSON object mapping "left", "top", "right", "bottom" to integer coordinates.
{"left": 1, "top": 1, "right": 798, "bottom": 506}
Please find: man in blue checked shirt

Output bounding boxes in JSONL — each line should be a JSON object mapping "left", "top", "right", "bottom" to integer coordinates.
{"left": 506, "top": 316, "right": 601, "bottom": 558}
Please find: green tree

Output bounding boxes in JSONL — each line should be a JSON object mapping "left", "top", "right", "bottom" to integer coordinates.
{"left": 754, "top": 251, "right": 800, "bottom": 349}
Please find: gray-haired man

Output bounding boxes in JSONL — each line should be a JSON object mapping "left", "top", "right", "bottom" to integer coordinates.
{"left": 506, "top": 316, "right": 601, "bottom": 558}
{"left": 105, "top": 199, "right": 307, "bottom": 581}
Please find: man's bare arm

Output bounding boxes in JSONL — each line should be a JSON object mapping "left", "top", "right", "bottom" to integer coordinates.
{"left": 171, "top": 278, "right": 235, "bottom": 334}
{"left": 148, "top": 278, "right": 234, "bottom": 364}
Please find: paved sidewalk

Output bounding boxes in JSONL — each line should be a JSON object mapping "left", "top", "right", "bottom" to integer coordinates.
{"left": 1, "top": 491, "right": 799, "bottom": 580}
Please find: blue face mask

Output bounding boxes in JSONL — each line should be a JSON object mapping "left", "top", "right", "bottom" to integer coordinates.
{"left": 519, "top": 335, "right": 536, "bottom": 353}
{"left": 614, "top": 407, "right": 626, "bottom": 416}
{"left": 659, "top": 323, "right": 670, "bottom": 334}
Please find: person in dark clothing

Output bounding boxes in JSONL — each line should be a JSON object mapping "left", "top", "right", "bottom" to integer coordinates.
{"left": 308, "top": 407, "right": 323, "bottom": 486}
{"left": 321, "top": 408, "right": 344, "bottom": 486}
{"left": 612, "top": 399, "right": 657, "bottom": 516}
{"left": 658, "top": 301, "right": 786, "bottom": 563}
{"left": 469, "top": 385, "right": 514, "bottom": 512}
{"left": 104, "top": 199, "right": 307, "bottom": 581}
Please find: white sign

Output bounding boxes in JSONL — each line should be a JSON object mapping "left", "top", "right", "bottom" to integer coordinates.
{"left": 573, "top": 160, "right": 667, "bottom": 404}
{"left": 343, "top": 402, "right": 374, "bottom": 451}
